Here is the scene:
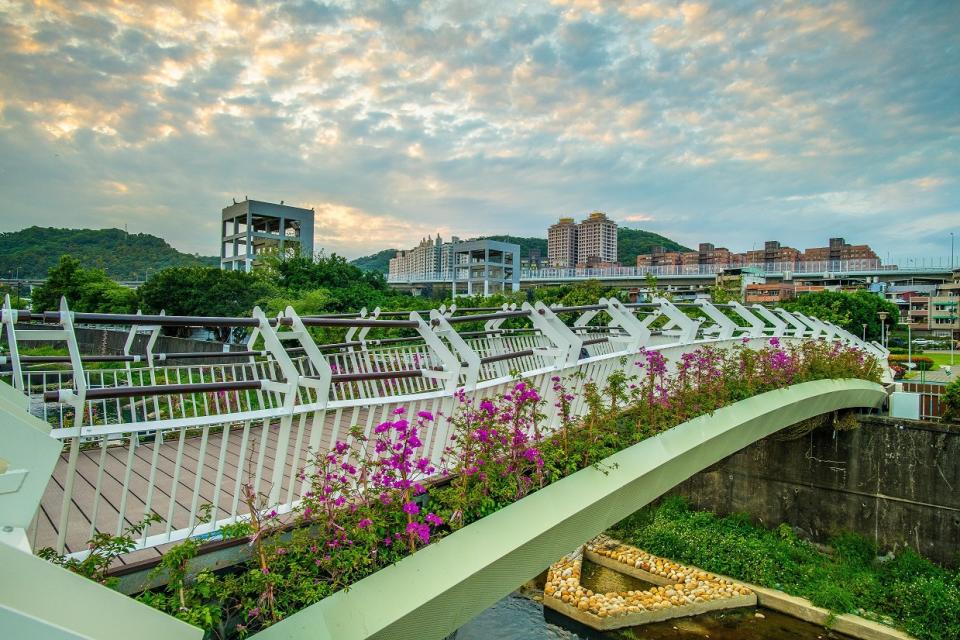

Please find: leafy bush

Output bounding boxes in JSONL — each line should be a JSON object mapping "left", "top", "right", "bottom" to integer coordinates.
{"left": 889, "top": 354, "right": 934, "bottom": 371}
{"left": 942, "top": 378, "right": 960, "bottom": 422}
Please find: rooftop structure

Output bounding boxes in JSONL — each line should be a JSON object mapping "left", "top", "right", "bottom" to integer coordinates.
{"left": 220, "top": 199, "right": 314, "bottom": 272}
{"left": 450, "top": 239, "right": 521, "bottom": 296}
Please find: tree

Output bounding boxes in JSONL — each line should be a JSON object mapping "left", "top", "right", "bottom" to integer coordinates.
{"left": 138, "top": 266, "right": 277, "bottom": 324}
{"left": 31, "top": 256, "right": 138, "bottom": 313}
{"left": 942, "top": 378, "right": 960, "bottom": 423}
{"left": 782, "top": 290, "right": 900, "bottom": 341}
{"left": 709, "top": 276, "right": 742, "bottom": 304}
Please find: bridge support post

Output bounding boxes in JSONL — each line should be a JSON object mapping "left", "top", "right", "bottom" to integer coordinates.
{"left": 411, "top": 312, "right": 463, "bottom": 395}
{"left": 695, "top": 300, "right": 737, "bottom": 340}
{"left": 652, "top": 297, "right": 701, "bottom": 343}
{"left": 1, "top": 295, "right": 23, "bottom": 391}
{"left": 526, "top": 301, "right": 582, "bottom": 367}
{"left": 430, "top": 310, "right": 481, "bottom": 391}
{"left": 750, "top": 304, "right": 788, "bottom": 337}
{"left": 727, "top": 301, "right": 765, "bottom": 338}
{"left": 253, "top": 307, "right": 309, "bottom": 507}
{"left": 601, "top": 297, "right": 651, "bottom": 353}
{"left": 775, "top": 308, "right": 809, "bottom": 338}
{"left": 791, "top": 312, "right": 824, "bottom": 340}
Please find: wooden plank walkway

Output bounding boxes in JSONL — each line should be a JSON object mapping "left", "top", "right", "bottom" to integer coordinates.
{"left": 31, "top": 400, "right": 453, "bottom": 564}
{"left": 32, "top": 419, "right": 333, "bottom": 564}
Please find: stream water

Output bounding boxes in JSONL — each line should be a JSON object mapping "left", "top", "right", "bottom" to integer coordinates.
{"left": 454, "top": 561, "right": 854, "bottom": 640}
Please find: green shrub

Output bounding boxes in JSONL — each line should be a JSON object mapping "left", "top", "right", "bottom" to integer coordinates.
{"left": 942, "top": 378, "right": 960, "bottom": 422}
{"left": 609, "top": 499, "right": 960, "bottom": 640}
{"left": 889, "top": 354, "right": 934, "bottom": 371}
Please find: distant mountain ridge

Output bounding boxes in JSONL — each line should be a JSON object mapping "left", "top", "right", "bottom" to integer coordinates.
{"left": 0, "top": 227, "right": 218, "bottom": 280}
{"left": 349, "top": 248, "right": 397, "bottom": 275}
{"left": 349, "top": 228, "right": 690, "bottom": 273}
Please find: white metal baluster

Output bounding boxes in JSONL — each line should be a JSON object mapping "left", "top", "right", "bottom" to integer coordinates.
{"left": 230, "top": 420, "right": 252, "bottom": 519}
{"left": 187, "top": 424, "right": 211, "bottom": 531}
{"left": 164, "top": 427, "right": 188, "bottom": 539}
{"left": 115, "top": 432, "right": 138, "bottom": 537}
{"left": 140, "top": 429, "right": 164, "bottom": 548}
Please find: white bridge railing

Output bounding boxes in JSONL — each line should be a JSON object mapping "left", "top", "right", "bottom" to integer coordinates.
{"left": 0, "top": 295, "right": 887, "bottom": 559}
{"left": 387, "top": 258, "right": 958, "bottom": 284}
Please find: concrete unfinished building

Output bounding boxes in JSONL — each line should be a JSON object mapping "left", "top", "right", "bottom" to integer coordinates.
{"left": 220, "top": 199, "right": 315, "bottom": 272}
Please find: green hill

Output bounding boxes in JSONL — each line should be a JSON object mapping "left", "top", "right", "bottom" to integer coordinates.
{"left": 349, "top": 248, "right": 397, "bottom": 274}
{"left": 617, "top": 227, "right": 690, "bottom": 263}
{"left": 480, "top": 235, "right": 548, "bottom": 260}
{"left": 0, "top": 227, "right": 218, "bottom": 280}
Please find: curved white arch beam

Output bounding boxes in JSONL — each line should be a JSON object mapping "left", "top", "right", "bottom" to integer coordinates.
{"left": 258, "top": 379, "right": 885, "bottom": 640}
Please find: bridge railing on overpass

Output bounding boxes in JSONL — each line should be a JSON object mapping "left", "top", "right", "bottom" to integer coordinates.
{"left": 387, "top": 258, "right": 956, "bottom": 283}
{"left": 0, "top": 294, "right": 888, "bottom": 559}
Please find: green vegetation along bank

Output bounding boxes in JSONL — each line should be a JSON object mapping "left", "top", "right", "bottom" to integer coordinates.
{"left": 609, "top": 498, "right": 960, "bottom": 640}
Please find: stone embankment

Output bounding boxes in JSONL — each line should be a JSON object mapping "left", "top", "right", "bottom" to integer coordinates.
{"left": 542, "top": 534, "right": 755, "bottom": 630}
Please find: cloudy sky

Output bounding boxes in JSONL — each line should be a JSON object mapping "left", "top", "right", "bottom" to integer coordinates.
{"left": 0, "top": 1, "right": 957, "bottom": 263}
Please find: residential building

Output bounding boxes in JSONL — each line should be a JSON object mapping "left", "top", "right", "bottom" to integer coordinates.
{"left": 388, "top": 235, "right": 449, "bottom": 281}
{"left": 695, "top": 243, "right": 740, "bottom": 266}
{"left": 744, "top": 283, "right": 796, "bottom": 304}
{"left": 388, "top": 236, "right": 520, "bottom": 296}
{"left": 896, "top": 270, "right": 960, "bottom": 335}
{"left": 576, "top": 211, "right": 618, "bottom": 266}
{"left": 547, "top": 212, "right": 618, "bottom": 268}
{"left": 220, "top": 199, "right": 315, "bottom": 272}
{"left": 547, "top": 218, "right": 578, "bottom": 267}
{"left": 636, "top": 246, "right": 691, "bottom": 268}
{"left": 743, "top": 241, "right": 801, "bottom": 266}
{"left": 801, "top": 237, "right": 879, "bottom": 265}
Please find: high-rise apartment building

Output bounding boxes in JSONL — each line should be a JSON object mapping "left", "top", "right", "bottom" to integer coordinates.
{"left": 547, "top": 212, "right": 618, "bottom": 268}
{"left": 547, "top": 217, "right": 578, "bottom": 267}
{"left": 576, "top": 212, "right": 618, "bottom": 266}
{"left": 388, "top": 234, "right": 456, "bottom": 280}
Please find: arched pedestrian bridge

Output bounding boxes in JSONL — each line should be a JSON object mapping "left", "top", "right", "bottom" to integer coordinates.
{"left": 0, "top": 294, "right": 889, "bottom": 640}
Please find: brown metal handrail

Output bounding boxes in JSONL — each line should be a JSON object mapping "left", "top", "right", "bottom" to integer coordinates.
{"left": 42, "top": 380, "right": 263, "bottom": 403}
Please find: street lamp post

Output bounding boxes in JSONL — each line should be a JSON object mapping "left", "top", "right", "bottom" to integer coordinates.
{"left": 862, "top": 323, "right": 868, "bottom": 342}
{"left": 877, "top": 311, "right": 889, "bottom": 348}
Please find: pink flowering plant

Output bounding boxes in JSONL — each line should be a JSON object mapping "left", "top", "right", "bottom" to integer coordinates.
{"left": 438, "top": 381, "right": 547, "bottom": 523}
{"left": 62, "top": 338, "right": 880, "bottom": 638}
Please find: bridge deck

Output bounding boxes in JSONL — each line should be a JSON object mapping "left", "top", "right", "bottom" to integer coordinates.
{"left": 34, "top": 415, "right": 352, "bottom": 563}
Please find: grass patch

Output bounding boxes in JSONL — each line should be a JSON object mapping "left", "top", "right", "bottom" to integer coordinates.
{"left": 609, "top": 497, "right": 960, "bottom": 640}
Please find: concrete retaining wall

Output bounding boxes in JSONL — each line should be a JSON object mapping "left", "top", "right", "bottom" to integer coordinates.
{"left": 672, "top": 415, "right": 960, "bottom": 566}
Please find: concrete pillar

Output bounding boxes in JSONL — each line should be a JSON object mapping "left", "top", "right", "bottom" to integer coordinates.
{"left": 484, "top": 248, "right": 490, "bottom": 297}
{"left": 245, "top": 210, "right": 253, "bottom": 272}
